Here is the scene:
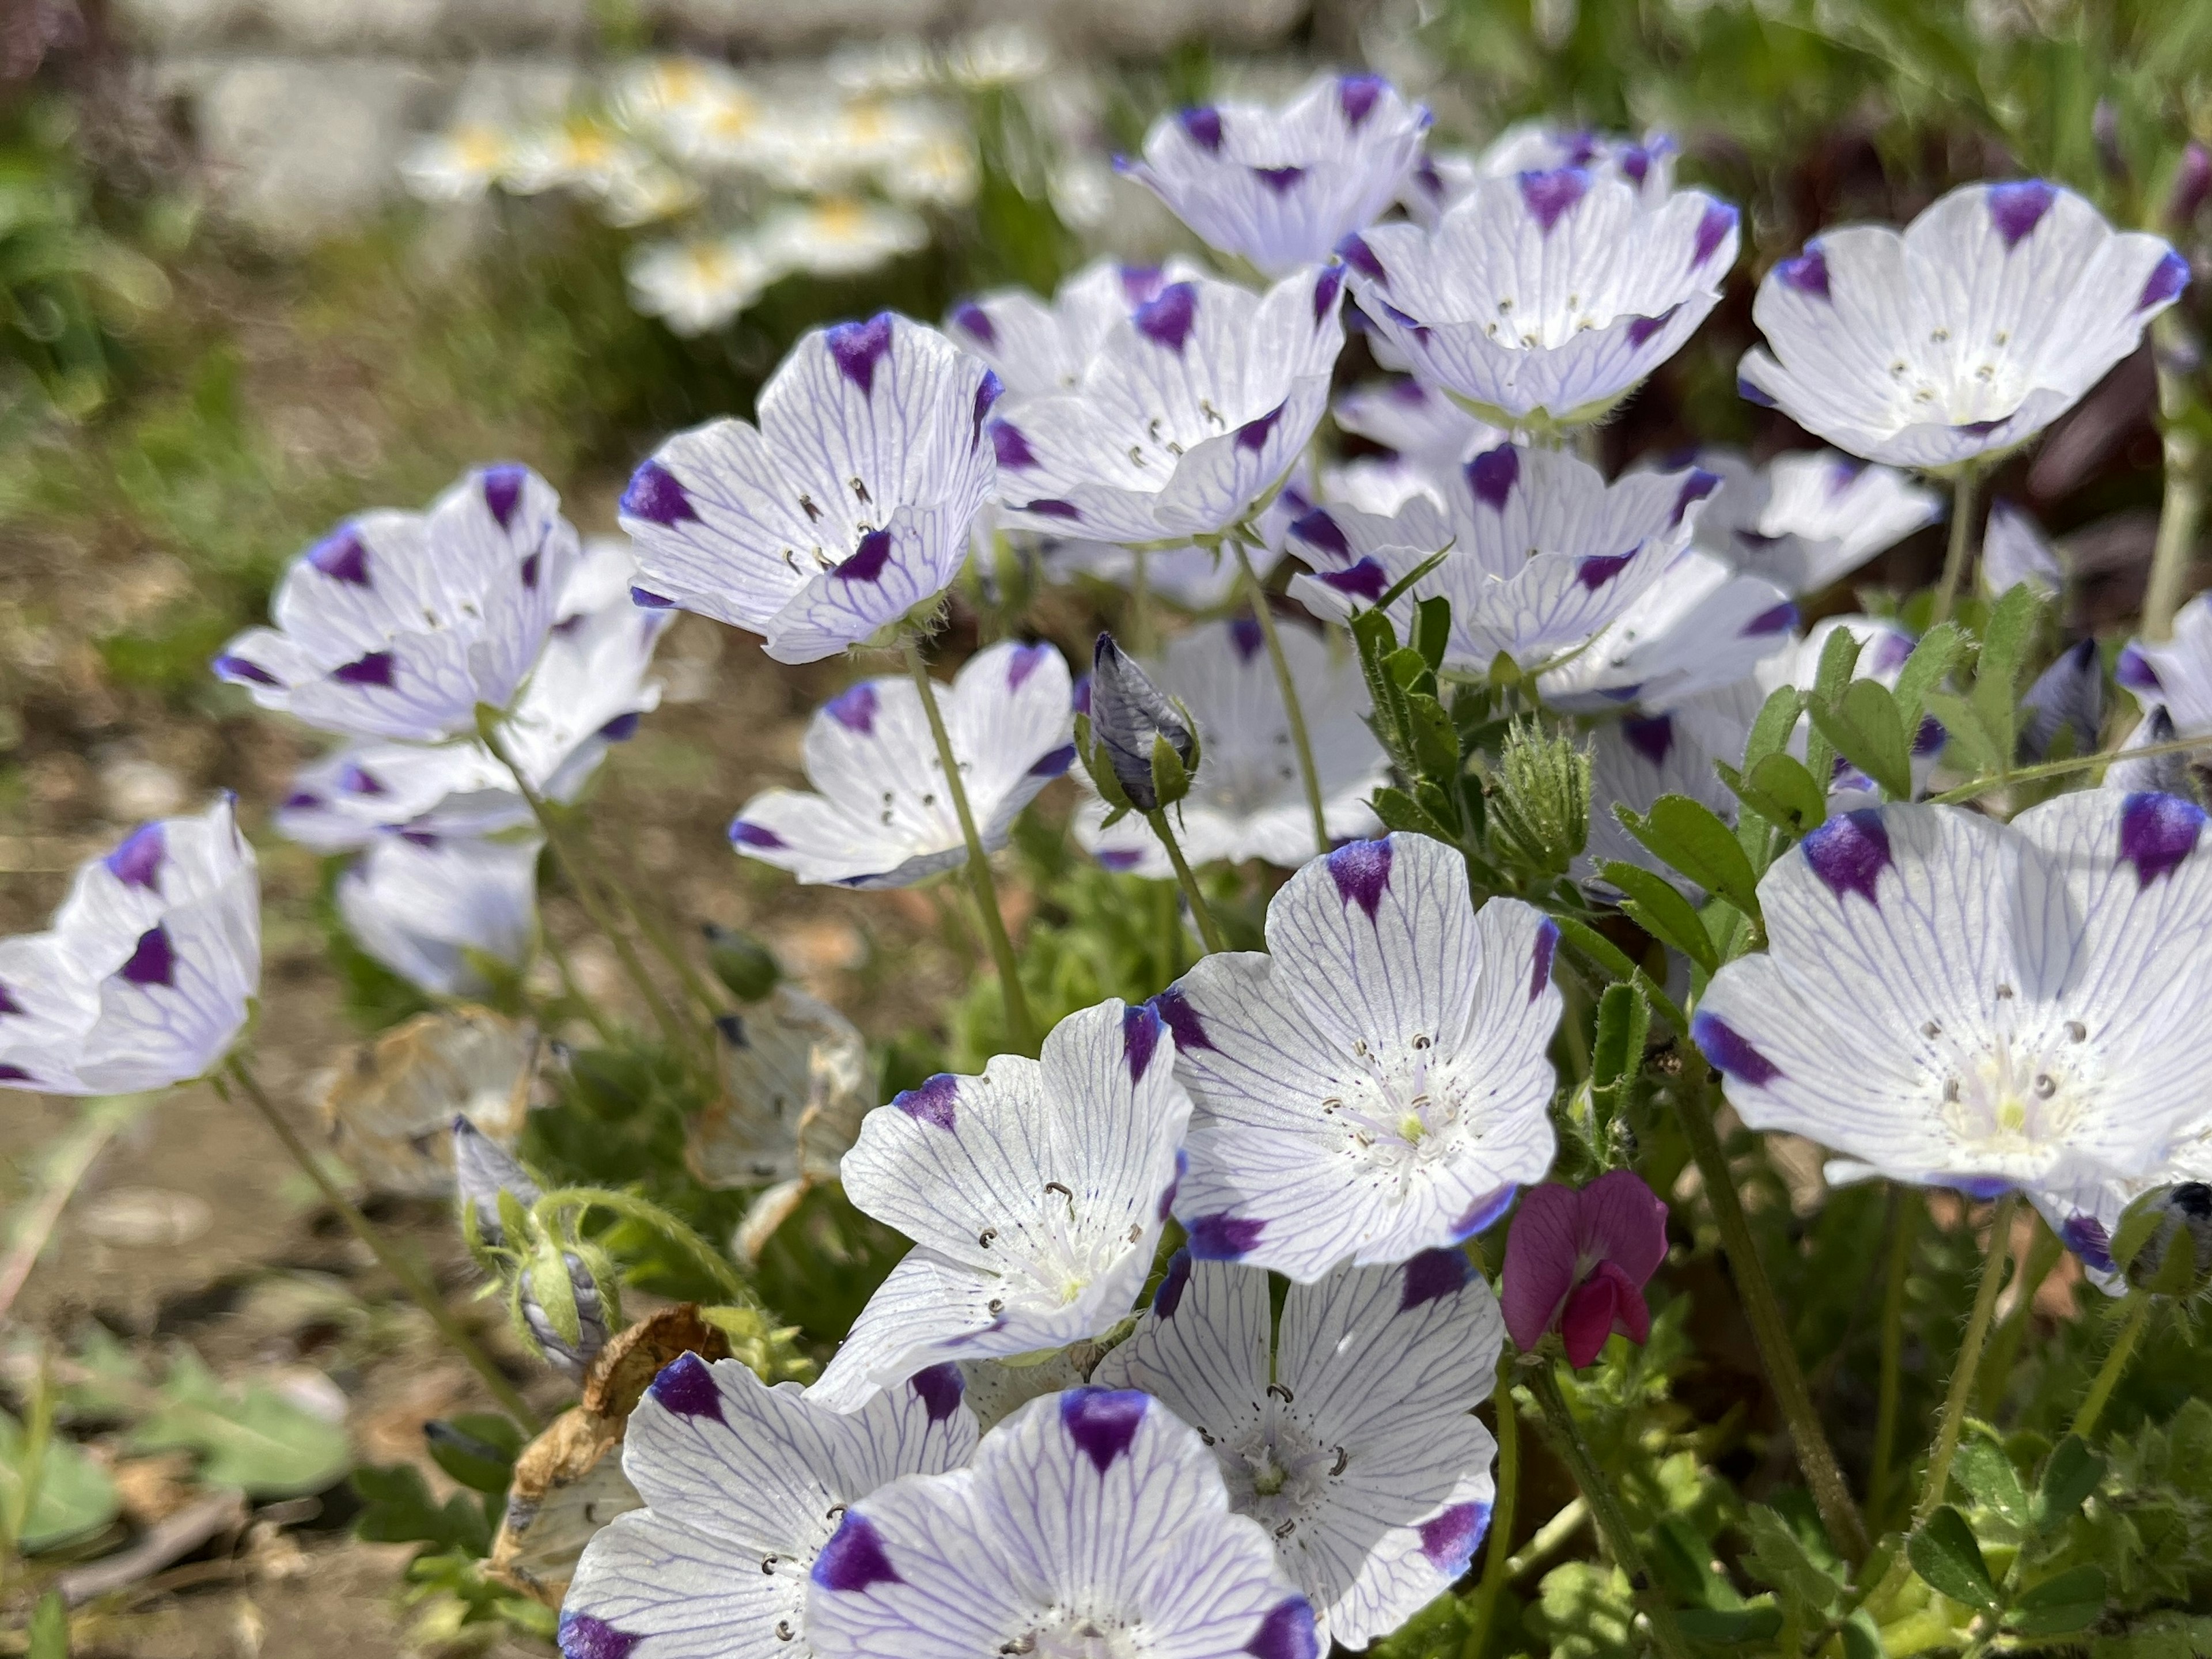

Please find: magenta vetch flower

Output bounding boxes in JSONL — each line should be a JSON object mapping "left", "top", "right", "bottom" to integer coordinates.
{"left": 1500, "top": 1172, "right": 1669, "bottom": 1368}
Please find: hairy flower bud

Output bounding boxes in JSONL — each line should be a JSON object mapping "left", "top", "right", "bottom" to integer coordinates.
{"left": 1488, "top": 719, "right": 1590, "bottom": 879}
{"left": 1084, "top": 633, "right": 1199, "bottom": 813}
{"left": 2119, "top": 1182, "right": 2212, "bottom": 1297}
{"left": 452, "top": 1116, "right": 611, "bottom": 1378}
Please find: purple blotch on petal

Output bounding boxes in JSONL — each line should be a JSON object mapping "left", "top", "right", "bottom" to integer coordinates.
{"left": 1530, "top": 918, "right": 1558, "bottom": 1002}
{"left": 1312, "top": 265, "right": 1344, "bottom": 324}
{"left": 597, "top": 711, "right": 642, "bottom": 743}
{"left": 1952, "top": 1176, "right": 2013, "bottom": 1201}
{"left": 991, "top": 422, "right": 1037, "bottom": 470}
{"left": 1913, "top": 713, "right": 1945, "bottom": 756}
{"left": 0, "top": 1065, "right": 30, "bottom": 1084}
{"left": 1517, "top": 168, "right": 1590, "bottom": 234}
{"left": 631, "top": 587, "right": 676, "bottom": 609}
{"left": 1775, "top": 247, "right": 1830, "bottom": 298}
{"left": 1152, "top": 985, "right": 1213, "bottom": 1053}
{"left": 895, "top": 1073, "right": 960, "bottom": 1131}
{"left": 1235, "top": 403, "right": 1286, "bottom": 454}
{"left": 0, "top": 983, "right": 21, "bottom": 1018}
{"left": 1124, "top": 1001, "right": 1164, "bottom": 1084}
{"left": 1187, "top": 1213, "right": 1266, "bottom": 1259}
{"left": 1400, "top": 1247, "right": 1470, "bottom": 1310}
{"left": 1178, "top": 107, "right": 1224, "bottom": 152}
{"left": 1624, "top": 714, "right": 1676, "bottom": 766}
{"left": 1692, "top": 1010, "right": 1782, "bottom": 1086}
{"left": 1229, "top": 615, "right": 1266, "bottom": 661}
{"left": 1987, "top": 179, "right": 2056, "bottom": 248}
{"left": 557, "top": 1612, "right": 642, "bottom": 1659}
{"left": 119, "top": 926, "right": 176, "bottom": 989}
{"left": 1672, "top": 468, "right": 1721, "bottom": 525}
{"left": 620, "top": 460, "right": 697, "bottom": 527}
{"left": 1339, "top": 73, "right": 1384, "bottom": 127}
{"left": 1335, "top": 233, "right": 1388, "bottom": 286}
{"left": 2141, "top": 249, "right": 2191, "bottom": 312}
{"left": 1802, "top": 808, "right": 1892, "bottom": 903}
{"left": 972, "top": 370, "right": 1002, "bottom": 443}
{"left": 213, "top": 653, "right": 281, "bottom": 688}
{"left": 836, "top": 529, "right": 895, "bottom": 585}
{"left": 1578, "top": 552, "right": 1634, "bottom": 590}
{"left": 1007, "top": 642, "right": 1048, "bottom": 691}
{"left": 1452, "top": 1183, "right": 1518, "bottom": 1240}
{"left": 1744, "top": 602, "right": 1798, "bottom": 637}
{"left": 105, "top": 824, "right": 166, "bottom": 891}
{"left": 482, "top": 463, "right": 528, "bottom": 529}
{"left": 2115, "top": 646, "right": 2161, "bottom": 692}
{"left": 1327, "top": 838, "right": 1393, "bottom": 918}
{"left": 825, "top": 682, "right": 879, "bottom": 734}
{"left": 1159, "top": 1147, "right": 1185, "bottom": 1221}
{"left": 1253, "top": 165, "right": 1305, "bottom": 195}
{"left": 332, "top": 650, "right": 396, "bottom": 688}
{"left": 812, "top": 1514, "right": 903, "bottom": 1593}
{"left": 1135, "top": 283, "right": 1199, "bottom": 353}
{"left": 1467, "top": 445, "right": 1520, "bottom": 511}
{"left": 827, "top": 314, "right": 895, "bottom": 395}
{"left": 1245, "top": 1597, "right": 1321, "bottom": 1659}
{"left": 1027, "top": 744, "right": 1075, "bottom": 779}
{"left": 647, "top": 1351, "right": 726, "bottom": 1423}
{"left": 1291, "top": 509, "right": 1351, "bottom": 560}
{"left": 1060, "top": 1388, "right": 1147, "bottom": 1473}
{"left": 1098, "top": 847, "right": 1143, "bottom": 872}
{"left": 2063, "top": 1214, "right": 2115, "bottom": 1275}
{"left": 519, "top": 551, "right": 541, "bottom": 590}
{"left": 1738, "top": 375, "right": 1779, "bottom": 408}
{"left": 908, "top": 1363, "right": 965, "bottom": 1423}
{"left": 950, "top": 301, "right": 995, "bottom": 347}
{"left": 306, "top": 528, "right": 372, "bottom": 586}
{"left": 338, "top": 763, "right": 385, "bottom": 796}
{"left": 2120, "top": 791, "right": 2205, "bottom": 885}
{"left": 1024, "top": 498, "right": 1083, "bottom": 522}
{"left": 1320, "top": 560, "right": 1388, "bottom": 601}
{"left": 1119, "top": 264, "right": 1166, "bottom": 306}
{"left": 1692, "top": 200, "right": 1738, "bottom": 267}
{"left": 1154, "top": 1248, "right": 1192, "bottom": 1317}
{"left": 1418, "top": 1501, "right": 1491, "bottom": 1570}
{"left": 730, "top": 820, "right": 787, "bottom": 850}
{"left": 1626, "top": 306, "right": 1679, "bottom": 349}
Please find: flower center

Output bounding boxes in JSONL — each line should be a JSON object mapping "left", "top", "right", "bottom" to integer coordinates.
{"left": 1321, "top": 1036, "right": 1471, "bottom": 1199}
{"left": 983, "top": 1183, "right": 1134, "bottom": 1319}
{"left": 1008, "top": 1608, "right": 1140, "bottom": 1658}
{"left": 1922, "top": 994, "right": 2098, "bottom": 1172}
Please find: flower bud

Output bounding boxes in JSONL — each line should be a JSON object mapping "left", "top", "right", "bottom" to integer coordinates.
{"left": 2118, "top": 1182, "right": 2212, "bottom": 1297}
{"left": 453, "top": 1114, "right": 539, "bottom": 1246}
{"left": 452, "top": 1115, "right": 612, "bottom": 1377}
{"left": 701, "top": 923, "right": 781, "bottom": 1002}
{"left": 1487, "top": 719, "right": 1590, "bottom": 880}
{"left": 522, "top": 1249, "right": 611, "bottom": 1380}
{"left": 1084, "top": 632, "right": 1199, "bottom": 813}
{"left": 2169, "top": 141, "right": 2211, "bottom": 232}
{"left": 2093, "top": 99, "right": 2127, "bottom": 183}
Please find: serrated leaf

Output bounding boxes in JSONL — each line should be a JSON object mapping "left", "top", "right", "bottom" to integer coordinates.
{"left": 1591, "top": 981, "right": 1652, "bottom": 1094}
{"left": 1807, "top": 678, "right": 1913, "bottom": 800}
{"left": 2035, "top": 1435, "right": 2104, "bottom": 1532}
{"left": 1619, "top": 796, "right": 1762, "bottom": 921}
{"left": 1602, "top": 861, "right": 1719, "bottom": 974}
{"left": 1743, "top": 687, "right": 1805, "bottom": 771}
{"left": 1923, "top": 688, "right": 2003, "bottom": 778}
{"left": 1907, "top": 1505, "right": 1998, "bottom": 1611}
{"left": 1733, "top": 753, "right": 1827, "bottom": 836}
{"left": 1677, "top": 1606, "right": 1783, "bottom": 1645}
{"left": 1895, "top": 622, "right": 1965, "bottom": 734}
{"left": 1953, "top": 1422, "right": 2031, "bottom": 1531}
{"left": 2008, "top": 1563, "right": 2109, "bottom": 1636}
{"left": 127, "top": 1351, "right": 351, "bottom": 1498}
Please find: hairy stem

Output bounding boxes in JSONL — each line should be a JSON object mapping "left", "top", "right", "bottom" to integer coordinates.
{"left": 1931, "top": 466, "right": 1981, "bottom": 628}
{"left": 902, "top": 635, "right": 1037, "bottom": 1054}
{"left": 1914, "top": 1192, "right": 2021, "bottom": 1527}
{"left": 1869, "top": 1191, "right": 1924, "bottom": 1532}
{"left": 535, "top": 922, "right": 618, "bottom": 1045}
{"left": 2071, "top": 1286, "right": 2153, "bottom": 1440}
{"left": 1978, "top": 1215, "right": 2064, "bottom": 1416}
{"left": 1461, "top": 1352, "right": 1521, "bottom": 1659}
{"left": 532, "top": 1185, "right": 747, "bottom": 1302}
{"left": 223, "top": 1059, "right": 539, "bottom": 1429}
{"left": 2142, "top": 314, "right": 2203, "bottom": 643}
{"left": 1144, "top": 808, "right": 1228, "bottom": 955}
{"left": 1234, "top": 542, "right": 1330, "bottom": 855}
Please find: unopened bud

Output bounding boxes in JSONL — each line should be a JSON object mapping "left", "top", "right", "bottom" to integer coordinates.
{"left": 702, "top": 923, "right": 781, "bottom": 1002}
{"left": 2119, "top": 1183, "right": 2212, "bottom": 1297}
{"left": 452, "top": 1115, "right": 539, "bottom": 1245}
{"left": 451, "top": 1116, "right": 612, "bottom": 1377}
{"left": 1085, "top": 633, "right": 1199, "bottom": 813}
{"left": 2093, "top": 100, "right": 2127, "bottom": 183}
{"left": 2169, "top": 141, "right": 2211, "bottom": 232}
{"left": 523, "top": 1251, "right": 610, "bottom": 1380}
{"left": 1488, "top": 719, "right": 1590, "bottom": 879}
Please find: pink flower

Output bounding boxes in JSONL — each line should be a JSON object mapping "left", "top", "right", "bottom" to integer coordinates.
{"left": 1500, "top": 1172, "right": 1670, "bottom": 1368}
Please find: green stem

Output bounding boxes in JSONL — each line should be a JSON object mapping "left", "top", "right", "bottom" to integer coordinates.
{"left": 1675, "top": 1055, "right": 1871, "bottom": 1560}
{"left": 536, "top": 922, "right": 618, "bottom": 1045}
{"left": 1461, "top": 1352, "right": 1520, "bottom": 1659}
{"left": 901, "top": 635, "right": 1037, "bottom": 1054}
{"left": 2142, "top": 314, "right": 2203, "bottom": 643}
{"left": 532, "top": 1185, "right": 746, "bottom": 1302}
{"left": 222, "top": 1059, "right": 540, "bottom": 1429}
{"left": 1869, "top": 1190, "right": 1924, "bottom": 1533}
{"left": 1144, "top": 809, "right": 1228, "bottom": 954}
{"left": 1128, "top": 547, "right": 1153, "bottom": 657}
{"left": 1914, "top": 1192, "right": 2020, "bottom": 1528}
{"left": 1525, "top": 1362, "right": 1697, "bottom": 1659}
{"left": 598, "top": 851, "right": 729, "bottom": 1022}
{"left": 1978, "top": 1216, "right": 2063, "bottom": 1416}
{"left": 1931, "top": 729, "right": 2210, "bottom": 804}
{"left": 2071, "top": 1287, "right": 2153, "bottom": 1440}
{"left": 1931, "top": 465, "right": 1981, "bottom": 627}
{"left": 1234, "top": 542, "right": 1330, "bottom": 856}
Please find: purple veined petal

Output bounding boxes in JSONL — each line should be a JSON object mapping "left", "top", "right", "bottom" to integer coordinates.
{"left": 2062, "top": 1213, "right": 2115, "bottom": 1274}
{"left": 1517, "top": 166, "right": 1590, "bottom": 234}
{"left": 1692, "top": 199, "right": 1739, "bottom": 267}
{"left": 1123, "top": 1001, "right": 1164, "bottom": 1084}
{"left": 1466, "top": 445, "right": 1520, "bottom": 511}
{"left": 813, "top": 1513, "right": 904, "bottom": 1591}
{"left": 331, "top": 650, "right": 396, "bottom": 688}
{"left": 1134, "top": 282, "right": 1199, "bottom": 353}
{"left": 1187, "top": 1213, "right": 1267, "bottom": 1259}
{"left": 1060, "top": 1387, "right": 1148, "bottom": 1471}
{"left": 1623, "top": 715, "right": 1675, "bottom": 764}
{"left": 118, "top": 925, "right": 177, "bottom": 988}
{"left": 1325, "top": 838, "right": 1393, "bottom": 918}
{"left": 1577, "top": 552, "right": 1634, "bottom": 589}
{"left": 1317, "top": 560, "right": 1389, "bottom": 601}
{"left": 306, "top": 527, "right": 371, "bottom": 586}
{"left": 1179, "top": 105, "right": 1225, "bottom": 152}
{"left": 1235, "top": 402, "right": 1287, "bottom": 453}
{"left": 2119, "top": 790, "right": 2205, "bottom": 885}
{"left": 630, "top": 586, "right": 676, "bottom": 609}
{"left": 1290, "top": 508, "right": 1352, "bottom": 561}
{"left": 729, "top": 820, "right": 788, "bottom": 850}
{"left": 1987, "top": 179, "right": 2057, "bottom": 247}
{"left": 826, "top": 313, "right": 896, "bottom": 394}
{"left": 1625, "top": 305, "right": 1680, "bottom": 349}
{"left": 1253, "top": 164, "right": 1306, "bottom": 194}
{"left": 105, "top": 823, "right": 166, "bottom": 891}
{"left": 213, "top": 652, "right": 282, "bottom": 688}
{"left": 1336, "top": 233, "right": 1388, "bottom": 285}
{"left": 949, "top": 300, "right": 996, "bottom": 348}
{"left": 620, "top": 459, "right": 696, "bottom": 527}
{"left": 1152, "top": 984, "right": 1213, "bottom": 1052}
{"left": 645, "top": 1350, "right": 726, "bottom": 1423}
{"left": 1801, "top": 809, "right": 1893, "bottom": 904}
{"left": 556, "top": 1612, "right": 641, "bottom": 1659}
{"left": 482, "top": 462, "right": 528, "bottom": 529}
{"left": 1023, "top": 498, "right": 1082, "bottom": 521}
{"left": 824, "top": 681, "right": 879, "bottom": 734}
{"left": 893, "top": 1073, "right": 959, "bottom": 1131}
{"left": 1691, "top": 1010, "right": 1782, "bottom": 1086}
{"left": 2141, "top": 249, "right": 2191, "bottom": 311}
{"left": 1738, "top": 374, "right": 1779, "bottom": 408}
{"left": 991, "top": 419, "right": 1036, "bottom": 470}
{"left": 1339, "top": 73, "right": 1384, "bottom": 127}
{"left": 1775, "top": 246, "right": 1830, "bottom": 298}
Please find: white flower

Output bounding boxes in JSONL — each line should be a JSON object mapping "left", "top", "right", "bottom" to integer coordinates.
{"left": 1157, "top": 833, "right": 1563, "bottom": 1281}
{"left": 808, "top": 999, "right": 1191, "bottom": 1411}
{"left": 502, "top": 117, "right": 647, "bottom": 197}
{"left": 1076, "top": 618, "right": 1384, "bottom": 876}
{"left": 1689, "top": 448, "right": 1942, "bottom": 596}
{"left": 2120, "top": 592, "right": 2212, "bottom": 736}
{"left": 1536, "top": 548, "right": 1796, "bottom": 714}
{"left": 612, "top": 56, "right": 750, "bottom": 150}
{"left": 620, "top": 312, "right": 998, "bottom": 664}
{"left": 941, "top": 24, "right": 1050, "bottom": 88}
{"left": 1697, "top": 794, "right": 2212, "bottom": 1236}
{"left": 1738, "top": 179, "right": 2188, "bottom": 469}
{"left": 336, "top": 832, "right": 541, "bottom": 998}
{"left": 1405, "top": 124, "right": 1677, "bottom": 225}
{"left": 0, "top": 797, "right": 259, "bottom": 1096}
{"left": 627, "top": 235, "right": 775, "bottom": 335}
{"left": 2106, "top": 706, "right": 2193, "bottom": 798}
{"left": 1578, "top": 710, "right": 1747, "bottom": 892}
{"left": 754, "top": 198, "right": 927, "bottom": 278}
{"left": 947, "top": 257, "right": 1206, "bottom": 400}
{"left": 400, "top": 123, "right": 513, "bottom": 203}
{"left": 882, "top": 130, "right": 977, "bottom": 208}
{"left": 756, "top": 101, "right": 944, "bottom": 196}
{"left": 1093, "top": 1249, "right": 1502, "bottom": 1648}
{"left": 1117, "top": 73, "right": 1430, "bottom": 276}
{"left": 987, "top": 267, "right": 1347, "bottom": 544}
{"left": 1287, "top": 444, "right": 1718, "bottom": 675}
{"left": 1339, "top": 169, "right": 1738, "bottom": 428}
{"left": 729, "top": 639, "right": 1073, "bottom": 888}
{"left": 1332, "top": 377, "right": 1503, "bottom": 471}
{"left": 559, "top": 1354, "right": 977, "bottom": 1659}
{"left": 806, "top": 1389, "right": 1319, "bottom": 1659}
{"left": 216, "top": 464, "right": 582, "bottom": 742}
{"left": 1983, "top": 498, "right": 2064, "bottom": 597}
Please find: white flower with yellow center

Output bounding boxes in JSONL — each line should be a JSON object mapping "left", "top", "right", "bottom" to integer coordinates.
{"left": 627, "top": 234, "right": 775, "bottom": 336}
{"left": 757, "top": 198, "right": 927, "bottom": 279}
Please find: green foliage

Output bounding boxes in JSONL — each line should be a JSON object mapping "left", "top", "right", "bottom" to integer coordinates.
{"left": 353, "top": 1461, "right": 497, "bottom": 1558}
{"left": 26, "top": 1590, "right": 67, "bottom": 1659}
{"left": 123, "top": 1349, "right": 352, "bottom": 1497}
{"left": 1525, "top": 1560, "right": 1638, "bottom": 1659}
{"left": 0, "top": 1407, "right": 118, "bottom": 1554}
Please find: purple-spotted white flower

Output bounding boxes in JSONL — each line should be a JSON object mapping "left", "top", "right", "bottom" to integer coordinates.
{"left": 1738, "top": 180, "right": 2189, "bottom": 469}
{"left": 1339, "top": 169, "right": 1738, "bottom": 429}
{"left": 987, "top": 268, "right": 1347, "bottom": 544}
{"left": 0, "top": 797, "right": 260, "bottom": 1096}
{"left": 729, "top": 639, "right": 1073, "bottom": 888}
{"left": 2120, "top": 593, "right": 2212, "bottom": 738}
{"left": 1983, "top": 498, "right": 2063, "bottom": 597}
{"left": 1288, "top": 445, "right": 1718, "bottom": 675}
{"left": 620, "top": 313, "right": 999, "bottom": 664}
{"left": 2108, "top": 707, "right": 2194, "bottom": 799}
{"left": 1077, "top": 618, "right": 1384, "bottom": 875}
{"left": 946, "top": 257, "right": 1203, "bottom": 399}
{"left": 276, "top": 540, "right": 669, "bottom": 853}
{"left": 1578, "top": 710, "right": 1745, "bottom": 892}
{"left": 1536, "top": 548, "right": 1796, "bottom": 714}
{"left": 806, "top": 1388, "right": 1319, "bottom": 1659}
{"left": 1092, "top": 1249, "right": 1501, "bottom": 1647}
{"left": 215, "top": 465, "right": 581, "bottom": 742}
{"left": 336, "top": 832, "right": 542, "bottom": 998}
{"left": 559, "top": 1354, "right": 978, "bottom": 1659}
{"left": 1688, "top": 449, "right": 1942, "bottom": 597}
{"left": 1332, "top": 377, "right": 1502, "bottom": 471}
{"left": 1404, "top": 124, "right": 1677, "bottom": 225}
{"left": 808, "top": 999, "right": 1191, "bottom": 1411}
{"left": 2019, "top": 639, "right": 2104, "bottom": 762}
{"left": 1695, "top": 794, "right": 2212, "bottom": 1218}
{"left": 1116, "top": 73, "right": 1429, "bottom": 276}
{"left": 1157, "top": 833, "right": 1563, "bottom": 1281}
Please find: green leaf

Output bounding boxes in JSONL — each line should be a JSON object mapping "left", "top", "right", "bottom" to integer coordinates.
{"left": 2093, "top": 1612, "right": 2212, "bottom": 1659}
{"left": 351, "top": 1463, "right": 493, "bottom": 1557}
{"left": 1806, "top": 678, "right": 1912, "bottom": 800}
{"left": 1590, "top": 981, "right": 1652, "bottom": 1095}
{"left": 1721, "top": 753, "right": 1827, "bottom": 838}
{"left": 1385, "top": 645, "right": 1434, "bottom": 693}
{"left": 1601, "top": 861, "right": 1718, "bottom": 974}
{"left": 1528, "top": 1560, "right": 1639, "bottom": 1659}
{"left": 1972, "top": 582, "right": 2045, "bottom": 762}
{"left": 1740, "top": 1503, "right": 1843, "bottom": 1617}
{"left": 1742, "top": 687, "right": 1805, "bottom": 771}
{"left": 1372, "top": 785, "right": 1456, "bottom": 842}
{"left": 1923, "top": 688, "right": 2003, "bottom": 778}
{"left": 1952, "top": 1422, "right": 2031, "bottom": 1531}
{"left": 2008, "top": 1563, "right": 2109, "bottom": 1636}
{"left": 1406, "top": 691, "right": 1461, "bottom": 782}
{"left": 1838, "top": 1608, "right": 1884, "bottom": 1659}
{"left": 127, "top": 1351, "right": 352, "bottom": 1498}
{"left": 28, "top": 1590, "right": 66, "bottom": 1659}
{"left": 1367, "top": 1586, "right": 1478, "bottom": 1658}
{"left": 1802, "top": 625, "right": 1864, "bottom": 789}
{"left": 1906, "top": 1505, "right": 1998, "bottom": 1611}
{"left": 1413, "top": 596, "right": 1451, "bottom": 675}
{"left": 1894, "top": 622, "right": 1965, "bottom": 735}
{"left": 2034, "top": 1435, "right": 2104, "bottom": 1533}
{"left": 0, "top": 1410, "right": 118, "bottom": 1555}
{"left": 425, "top": 1415, "right": 522, "bottom": 1495}
{"left": 1619, "top": 796, "right": 1762, "bottom": 921}
{"left": 1676, "top": 1606, "right": 1783, "bottom": 1645}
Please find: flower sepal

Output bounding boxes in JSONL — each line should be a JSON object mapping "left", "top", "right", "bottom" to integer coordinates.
{"left": 2114, "top": 1183, "right": 2212, "bottom": 1298}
